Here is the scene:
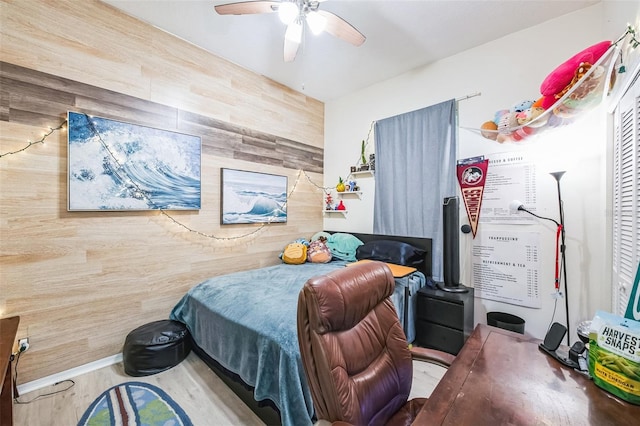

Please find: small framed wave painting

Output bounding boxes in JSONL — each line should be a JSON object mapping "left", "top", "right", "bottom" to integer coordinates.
{"left": 67, "top": 111, "right": 201, "bottom": 211}
{"left": 221, "top": 168, "right": 287, "bottom": 225}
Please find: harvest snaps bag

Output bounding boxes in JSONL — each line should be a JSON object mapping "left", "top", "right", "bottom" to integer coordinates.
{"left": 588, "top": 310, "right": 640, "bottom": 405}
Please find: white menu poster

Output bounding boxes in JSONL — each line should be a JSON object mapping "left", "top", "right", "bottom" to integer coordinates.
{"left": 480, "top": 152, "right": 537, "bottom": 224}
{"left": 472, "top": 230, "right": 541, "bottom": 308}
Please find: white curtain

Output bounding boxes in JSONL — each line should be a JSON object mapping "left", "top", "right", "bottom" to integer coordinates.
{"left": 373, "top": 99, "right": 457, "bottom": 281}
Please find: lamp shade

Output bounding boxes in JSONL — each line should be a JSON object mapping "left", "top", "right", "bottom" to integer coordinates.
{"left": 278, "top": 2, "right": 298, "bottom": 24}
{"left": 306, "top": 11, "right": 326, "bottom": 35}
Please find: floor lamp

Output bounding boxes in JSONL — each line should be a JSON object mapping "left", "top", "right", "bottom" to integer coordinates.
{"left": 512, "top": 171, "right": 570, "bottom": 346}
{"left": 550, "top": 171, "right": 569, "bottom": 346}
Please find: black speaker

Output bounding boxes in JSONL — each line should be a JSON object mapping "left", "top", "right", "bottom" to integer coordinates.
{"left": 439, "top": 196, "right": 468, "bottom": 293}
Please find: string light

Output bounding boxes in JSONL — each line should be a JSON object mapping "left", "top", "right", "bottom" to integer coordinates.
{"left": 1, "top": 115, "right": 341, "bottom": 242}
{"left": 613, "top": 24, "right": 640, "bottom": 73}
{"left": 615, "top": 24, "right": 640, "bottom": 49}
{"left": 0, "top": 121, "right": 66, "bottom": 158}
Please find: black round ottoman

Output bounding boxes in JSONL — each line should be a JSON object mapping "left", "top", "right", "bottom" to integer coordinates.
{"left": 123, "top": 319, "right": 192, "bottom": 376}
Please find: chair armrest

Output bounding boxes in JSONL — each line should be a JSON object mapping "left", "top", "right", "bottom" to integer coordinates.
{"left": 409, "top": 346, "right": 455, "bottom": 368}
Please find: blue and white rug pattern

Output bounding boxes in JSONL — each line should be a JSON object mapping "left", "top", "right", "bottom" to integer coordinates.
{"left": 78, "top": 381, "right": 193, "bottom": 426}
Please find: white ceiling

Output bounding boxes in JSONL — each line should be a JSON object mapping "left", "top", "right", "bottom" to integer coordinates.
{"left": 103, "top": 0, "right": 598, "bottom": 102}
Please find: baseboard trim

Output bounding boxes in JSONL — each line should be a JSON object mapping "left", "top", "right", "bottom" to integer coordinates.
{"left": 17, "top": 353, "right": 123, "bottom": 395}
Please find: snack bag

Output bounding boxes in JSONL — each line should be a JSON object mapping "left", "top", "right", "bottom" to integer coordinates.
{"left": 588, "top": 310, "right": 640, "bottom": 405}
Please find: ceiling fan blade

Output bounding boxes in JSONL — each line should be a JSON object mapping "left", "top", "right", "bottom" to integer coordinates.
{"left": 316, "top": 9, "right": 365, "bottom": 46}
{"left": 283, "top": 36, "right": 300, "bottom": 62}
{"left": 214, "top": 1, "right": 280, "bottom": 15}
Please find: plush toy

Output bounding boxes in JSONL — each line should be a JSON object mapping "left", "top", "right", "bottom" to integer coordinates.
{"left": 511, "top": 100, "right": 535, "bottom": 113}
{"left": 511, "top": 126, "right": 536, "bottom": 141}
{"left": 532, "top": 97, "right": 545, "bottom": 108}
{"left": 480, "top": 121, "right": 498, "bottom": 140}
{"left": 498, "top": 111, "right": 519, "bottom": 133}
{"left": 553, "top": 103, "right": 578, "bottom": 119}
{"left": 494, "top": 112, "right": 518, "bottom": 143}
{"left": 516, "top": 106, "right": 547, "bottom": 127}
{"left": 569, "top": 63, "right": 605, "bottom": 101}
{"left": 539, "top": 40, "right": 611, "bottom": 110}
{"left": 493, "top": 109, "right": 510, "bottom": 125}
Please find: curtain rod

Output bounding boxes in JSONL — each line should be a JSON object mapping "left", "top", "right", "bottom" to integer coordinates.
{"left": 456, "top": 92, "right": 481, "bottom": 102}
{"left": 370, "top": 92, "right": 482, "bottom": 130}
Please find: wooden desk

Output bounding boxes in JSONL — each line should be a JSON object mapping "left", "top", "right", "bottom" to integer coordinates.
{"left": 0, "top": 316, "right": 19, "bottom": 426}
{"left": 415, "top": 324, "right": 640, "bottom": 425}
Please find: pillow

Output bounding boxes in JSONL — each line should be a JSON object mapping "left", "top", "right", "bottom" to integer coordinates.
{"left": 540, "top": 40, "right": 610, "bottom": 97}
{"left": 282, "top": 243, "right": 307, "bottom": 264}
{"left": 310, "top": 231, "right": 331, "bottom": 242}
{"left": 355, "top": 240, "right": 426, "bottom": 267}
{"left": 325, "top": 233, "right": 363, "bottom": 262}
{"left": 307, "top": 239, "right": 332, "bottom": 263}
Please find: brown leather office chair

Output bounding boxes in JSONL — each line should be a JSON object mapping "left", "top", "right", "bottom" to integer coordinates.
{"left": 297, "top": 261, "right": 455, "bottom": 426}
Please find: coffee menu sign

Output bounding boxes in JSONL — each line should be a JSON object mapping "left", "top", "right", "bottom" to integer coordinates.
{"left": 479, "top": 152, "right": 537, "bottom": 224}
{"left": 472, "top": 230, "right": 541, "bottom": 308}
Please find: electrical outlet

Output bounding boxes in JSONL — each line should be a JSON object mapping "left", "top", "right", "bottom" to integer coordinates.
{"left": 18, "top": 337, "right": 29, "bottom": 353}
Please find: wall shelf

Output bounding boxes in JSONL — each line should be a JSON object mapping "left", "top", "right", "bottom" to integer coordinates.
{"left": 336, "top": 191, "right": 363, "bottom": 199}
{"left": 323, "top": 210, "right": 348, "bottom": 217}
{"left": 349, "top": 170, "right": 374, "bottom": 178}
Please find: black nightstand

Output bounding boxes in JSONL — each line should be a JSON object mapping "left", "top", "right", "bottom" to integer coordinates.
{"left": 415, "top": 286, "right": 474, "bottom": 355}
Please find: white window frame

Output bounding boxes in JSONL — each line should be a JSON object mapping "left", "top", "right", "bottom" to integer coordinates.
{"left": 612, "top": 76, "right": 640, "bottom": 315}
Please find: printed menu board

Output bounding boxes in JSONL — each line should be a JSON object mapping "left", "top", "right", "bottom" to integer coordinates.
{"left": 480, "top": 152, "right": 537, "bottom": 224}
{"left": 472, "top": 229, "right": 541, "bottom": 308}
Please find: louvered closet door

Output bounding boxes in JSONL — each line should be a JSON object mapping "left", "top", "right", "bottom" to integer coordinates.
{"left": 612, "top": 77, "right": 640, "bottom": 316}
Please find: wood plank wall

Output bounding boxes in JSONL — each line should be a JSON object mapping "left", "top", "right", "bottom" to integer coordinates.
{"left": 0, "top": 0, "right": 325, "bottom": 384}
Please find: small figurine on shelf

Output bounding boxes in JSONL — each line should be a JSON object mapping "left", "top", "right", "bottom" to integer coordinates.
{"left": 337, "top": 200, "right": 346, "bottom": 211}
{"left": 325, "top": 192, "right": 333, "bottom": 210}
{"left": 347, "top": 180, "right": 356, "bottom": 192}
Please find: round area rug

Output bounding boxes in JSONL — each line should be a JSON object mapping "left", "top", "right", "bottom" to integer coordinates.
{"left": 78, "top": 381, "right": 193, "bottom": 426}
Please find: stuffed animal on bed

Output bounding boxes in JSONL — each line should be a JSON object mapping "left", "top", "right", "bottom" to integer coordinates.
{"left": 282, "top": 243, "right": 308, "bottom": 264}
{"left": 307, "top": 237, "right": 332, "bottom": 263}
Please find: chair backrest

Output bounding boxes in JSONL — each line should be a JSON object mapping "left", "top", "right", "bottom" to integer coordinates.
{"left": 297, "top": 261, "right": 413, "bottom": 425}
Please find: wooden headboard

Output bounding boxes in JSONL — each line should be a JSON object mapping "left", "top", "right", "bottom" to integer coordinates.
{"left": 325, "top": 231, "right": 433, "bottom": 278}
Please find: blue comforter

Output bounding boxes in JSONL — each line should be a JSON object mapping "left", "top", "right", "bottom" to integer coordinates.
{"left": 170, "top": 261, "right": 424, "bottom": 426}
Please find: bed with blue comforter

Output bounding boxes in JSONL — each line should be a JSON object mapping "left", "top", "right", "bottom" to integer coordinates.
{"left": 170, "top": 232, "right": 432, "bottom": 426}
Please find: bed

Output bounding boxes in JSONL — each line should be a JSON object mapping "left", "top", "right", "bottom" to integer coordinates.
{"left": 170, "top": 232, "right": 432, "bottom": 426}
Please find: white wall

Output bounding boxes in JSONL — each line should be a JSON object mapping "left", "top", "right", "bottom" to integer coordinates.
{"left": 324, "top": 2, "right": 640, "bottom": 343}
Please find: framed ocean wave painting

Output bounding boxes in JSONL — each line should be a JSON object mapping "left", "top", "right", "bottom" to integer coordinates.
{"left": 67, "top": 111, "right": 201, "bottom": 211}
{"left": 221, "top": 168, "right": 287, "bottom": 224}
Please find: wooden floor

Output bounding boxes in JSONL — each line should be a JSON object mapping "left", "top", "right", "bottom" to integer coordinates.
{"left": 13, "top": 352, "right": 446, "bottom": 425}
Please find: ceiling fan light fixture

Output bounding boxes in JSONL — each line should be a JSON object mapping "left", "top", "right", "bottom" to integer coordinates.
{"left": 285, "top": 20, "right": 303, "bottom": 44}
{"left": 278, "top": 2, "right": 299, "bottom": 25}
{"left": 306, "top": 11, "right": 326, "bottom": 35}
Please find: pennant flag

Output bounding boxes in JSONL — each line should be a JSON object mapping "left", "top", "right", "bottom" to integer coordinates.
{"left": 625, "top": 261, "right": 640, "bottom": 321}
{"left": 457, "top": 157, "right": 489, "bottom": 238}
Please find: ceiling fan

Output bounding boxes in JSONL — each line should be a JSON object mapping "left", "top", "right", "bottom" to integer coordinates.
{"left": 214, "top": 0, "right": 366, "bottom": 62}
